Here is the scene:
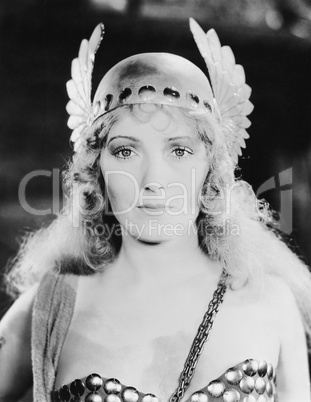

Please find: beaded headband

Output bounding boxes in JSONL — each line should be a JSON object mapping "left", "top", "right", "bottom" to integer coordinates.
{"left": 66, "top": 19, "right": 253, "bottom": 163}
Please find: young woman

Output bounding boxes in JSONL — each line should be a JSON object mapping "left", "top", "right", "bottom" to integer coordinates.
{"left": 1, "top": 20, "right": 311, "bottom": 402}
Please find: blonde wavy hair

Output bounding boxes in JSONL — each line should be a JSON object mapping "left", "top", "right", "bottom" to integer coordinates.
{"left": 5, "top": 104, "right": 311, "bottom": 337}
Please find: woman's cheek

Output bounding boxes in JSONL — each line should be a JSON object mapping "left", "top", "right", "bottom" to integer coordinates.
{"left": 180, "top": 163, "right": 209, "bottom": 217}
{"left": 105, "top": 171, "right": 140, "bottom": 215}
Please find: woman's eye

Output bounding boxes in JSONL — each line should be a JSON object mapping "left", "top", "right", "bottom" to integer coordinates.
{"left": 112, "top": 146, "right": 133, "bottom": 159}
{"left": 171, "top": 146, "right": 193, "bottom": 158}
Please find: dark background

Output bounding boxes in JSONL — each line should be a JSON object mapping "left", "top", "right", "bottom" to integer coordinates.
{"left": 0, "top": 1, "right": 311, "bottom": 399}
{"left": 0, "top": 0, "right": 311, "bottom": 317}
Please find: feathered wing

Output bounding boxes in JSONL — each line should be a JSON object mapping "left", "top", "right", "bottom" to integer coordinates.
{"left": 189, "top": 18, "right": 253, "bottom": 163}
{"left": 66, "top": 23, "right": 105, "bottom": 152}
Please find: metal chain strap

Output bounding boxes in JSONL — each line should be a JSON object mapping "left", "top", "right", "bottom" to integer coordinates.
{"left": 169, "top": 271, "right": 228, "bottom": 402}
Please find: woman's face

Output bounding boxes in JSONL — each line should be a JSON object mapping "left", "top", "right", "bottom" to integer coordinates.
{"left": 100, "top": 105, "right": 210, "bottom": 243}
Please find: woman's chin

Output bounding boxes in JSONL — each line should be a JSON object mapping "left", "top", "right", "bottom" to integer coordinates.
{"left": 122, "top": 225, "right": 192, "bottom": 245}
{"left": 136, "top": 238, "right": 163, "bottom": 246}
{"left": 126, "top": 230, "right": 172, "bottom": 244}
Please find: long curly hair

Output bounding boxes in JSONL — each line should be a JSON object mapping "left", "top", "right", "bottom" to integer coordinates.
{"left": 5, "top": 104, "right": 311, "bottom": 336}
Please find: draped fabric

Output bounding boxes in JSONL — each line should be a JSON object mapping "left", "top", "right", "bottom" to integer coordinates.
{"left": 31, "top": 270, "right": 78, "bottom": 402}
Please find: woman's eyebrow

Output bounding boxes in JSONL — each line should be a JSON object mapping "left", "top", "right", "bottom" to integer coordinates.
{"left": 166, "top": 136, "right": 198, "bottom": 142}
{"left": 107, "top": 135, "right": 140, "bottom": 146}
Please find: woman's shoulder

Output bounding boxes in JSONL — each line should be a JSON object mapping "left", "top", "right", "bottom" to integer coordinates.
{"left": 238, "top": 273, "right": 302, "bottom": 330}
{"left": 261, "top": 273, "right": 298, "bottom": 311}
{"left": 229, "top": 273, "right": 298, "bottom": 317}
{"left": 258, "top": 276, "right": 310, "bottom": 400}
{"left": 0, "top": 268, "right": 77, "bottom": 346}
{"left": 0, "top": 284, "right": 38, "bottom": 399}
{"left": 262, "top": 274, "right": 306, "bottom": 333}
{"left": 0, "top": 283, "right": 39, "bottom": 333}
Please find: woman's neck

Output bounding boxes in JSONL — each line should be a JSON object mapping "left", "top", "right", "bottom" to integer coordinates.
{"left": 112, "top": 232, "right": 221, "bottom": 287}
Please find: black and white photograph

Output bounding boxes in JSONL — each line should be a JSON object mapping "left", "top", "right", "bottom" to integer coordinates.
{"left": 1, "top": 1, "right": 311, "bottom": 401}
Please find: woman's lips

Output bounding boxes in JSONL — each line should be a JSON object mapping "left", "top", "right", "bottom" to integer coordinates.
{"left": 137, "top": 203, "right": 180, "bottom": 213}
{"left": 138, "top": 203, "right": 166, "bottom": 209}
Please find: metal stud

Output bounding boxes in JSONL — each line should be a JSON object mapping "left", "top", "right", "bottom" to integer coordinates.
{"left": 105, "top": 395, "right": 122, "bottom": 402}
{"left": 86, "top": 374, "right": 103, "bottom": 391}
{"left": 121, "top": 387, "right": 139, "bottom": 402}
{"left": 163, "top": 87, "right": 180, "bottom": 102}
{"left": 190, "top": 391, "right": 209, "bottom": 402}
{"left": 104, "top": 379, "right": 122, "bottom": 394}
{"left": 257, "top": 361, "right": 267, "bottom": 377}
{"left": 254, "top": 377, "right": 266, "bottom": 395}
{"left": 85, "top": 392, "right": 103, "bottom": 402}
{"left": 138, "top": 86, "right": 156, "bottom": 101}
{"left": 225, "top": 368, "right": 243, "bottom": 385}
{"left": 267, "top": 364, "right": 273, "bottom": 380}
{"left": 59, "top": 385, "right": 71, "bottom": 402}
{"left": 273, "top": 369, "right": 277, "bottom": 384}
{"left": 207, "top": 380, "right": 225, "bottom": 397}
{"left": 186, "top": 92, "right": 200, "bottom": 107}
{"left": 242, "top": 359, "right": 258, "bottom": 377}
{"left": 271, "top": 381, "right": 276, "bottom": 395}
{"left": 257, "top": 396, "right": 267, "bottom": 402}
{"left": 239, "top": 377, "right": 254, "bottom": 394}
{"left": 242, "top": 396, "right": 256, "bottom": 402}
{"left": 118, "top": 88, "right": 132, "bottom": 103}
{"left": 70, "top": 379, "right": 85, "bottom": 397}
{"left": 223, "top": 388, "right": 240, "bottom": 402}
{"left": 266, "top": 381, "right": 273, "bottom": 397}
{"left": 142, "top": 394, "right": 159, "bottom": 402}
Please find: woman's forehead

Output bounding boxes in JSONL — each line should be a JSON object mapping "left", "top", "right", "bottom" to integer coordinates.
{"left": 107, "top": 105, "right": 200, "bottom": 139}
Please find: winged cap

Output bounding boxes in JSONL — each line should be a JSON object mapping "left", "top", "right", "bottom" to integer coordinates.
{"left": 66, "top": 19, "right": 253, "bottom": 162}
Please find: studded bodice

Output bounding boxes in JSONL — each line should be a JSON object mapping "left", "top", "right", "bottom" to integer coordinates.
{"left": 52, "top": 358, "right": 277, "bottom": 402}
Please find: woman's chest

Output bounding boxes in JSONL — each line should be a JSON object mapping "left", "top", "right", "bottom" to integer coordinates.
{"left": 54, "top": 293, "right": 280, "bottom": 401}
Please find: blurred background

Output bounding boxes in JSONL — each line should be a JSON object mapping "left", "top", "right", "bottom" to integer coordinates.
{"left": 0, "top": 0, "right": 311, "bottom": 321}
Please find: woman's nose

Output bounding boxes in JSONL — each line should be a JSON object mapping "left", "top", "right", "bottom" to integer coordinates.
{"left": 144, "top": 182, "right": 164, "bottom": 193}
{"left": 141, "top": 155, "right": 167, "bottom": 192}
